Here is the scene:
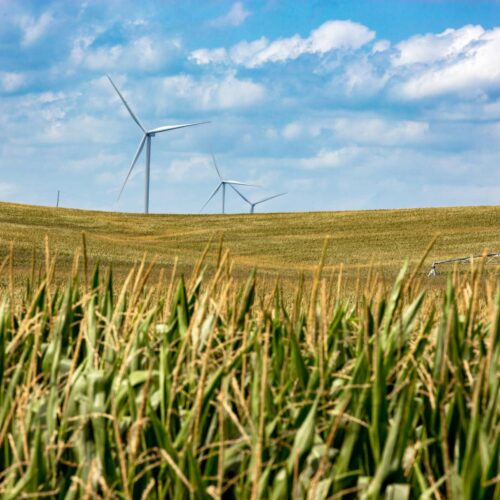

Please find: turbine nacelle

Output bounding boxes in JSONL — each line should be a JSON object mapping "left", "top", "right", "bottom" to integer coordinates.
{"left": 200, "top": 155, "right": 258, "bottom": 214}
{"left": 107, "top": 75, "right": 209, "bottom": 213}
{"left": 230, "top": 185, "right": 287, "bottom": 214}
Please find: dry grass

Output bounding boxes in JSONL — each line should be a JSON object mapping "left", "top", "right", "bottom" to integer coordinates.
{"left": 0, "top": 202, "right": 498, "bottom": 291}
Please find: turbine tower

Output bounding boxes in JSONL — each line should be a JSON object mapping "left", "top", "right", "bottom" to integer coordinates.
{"left": 200, "top": 154, "right": 256, "bottom": 214}
{"left": 231, "top": 186, "right": 287, "bottom": 213}
{"left": 107, "top": 75, "right": 209, "bottom": 214}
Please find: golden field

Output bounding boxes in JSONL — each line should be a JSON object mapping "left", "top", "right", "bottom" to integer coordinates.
{"left": 0, "top": 201, "right": 498, "bottom": 289}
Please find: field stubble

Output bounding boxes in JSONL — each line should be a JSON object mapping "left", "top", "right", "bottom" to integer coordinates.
{"left": 0, "top": 202, "right": 498, "bottom": 292}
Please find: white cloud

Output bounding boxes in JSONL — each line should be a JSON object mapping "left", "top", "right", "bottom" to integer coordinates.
{"left": 392, "top": 26, "right": 500, "bottom": 100}
{"left": 35, "top": 114, "right": 121, "bottom": 145}
{"left": 209, "top": 2, "right": 251, "bottom": 28}
{"left": 281, "top": 115, "right": 429, "bottom": 146}
{"left": 190, "top": 47, "right": 228, "bottom": 65}
{"left": 422, "top": 99, "right": 500, "bottom": 121}
{"left": 125, "top": 18, "right": 149, "bottom": 29}
{"left": 309, "top": 20, "right": 373, "bottom": 52}
{"left": 336, "top": 58, "right": 389, "bottom": 97}
{"left": 331, "top": 117, "right": 429, "bottom": 145}
{"left": 167, "top": 155, "right": 212, "bottom": 181}
{"left": 190, "top": 20, "right": 375, "bottom": 67}
{"left": 282, "top": 121, "right": 303, "bottom": 140}
{"left": 393, "top": 25, "right": 484, "bottom": 66}
{"left": 70, "top": 36, "right": 179, "bottom": 71}
{"left": 64, "top": 152, "right": 123, "bottom": 173}
{"left": 191, "top": 21, "right": 500, "bottom": 102}
{"left": 0, "top": 72, "right": 25, "bottom": 92}
{"left": 372, "top": 40, "right": 390, "bottom": 53}
{"left": 230, "top": 37, "right": 269, "bottom": 65}
{"left": 19, "top": 12, "right": 53, "bottom": 46}
{"left": 160, "top": 72, "right": 266, "bottom": 110}
{"left": 298, "top": 147, "right": 362, "bottom": 169}
{"left": 37, "top": 91, "right": 65, "bottom": 103}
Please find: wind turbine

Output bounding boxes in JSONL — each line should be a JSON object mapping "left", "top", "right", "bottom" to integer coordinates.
{"left": 230, "top": 185, "right": 287, "bottom": 213}
{"left": 107, "top": 75, "right": 209, "bottom": 214}
{"left": 200, "top": 154, "right": 256, "bottom": 214}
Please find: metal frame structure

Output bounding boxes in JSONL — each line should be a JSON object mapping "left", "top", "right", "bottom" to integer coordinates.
{"left": 200, "top": 155, "right": 256, "bottom": 214}
{"left": 107, "top": 76, "right": 209, "bottom": 214}
{"left": 230, "top": 185, "right": 287, "bottom": 214}
{"left": 428, "top": 252, "right": 500, "bottom": 276}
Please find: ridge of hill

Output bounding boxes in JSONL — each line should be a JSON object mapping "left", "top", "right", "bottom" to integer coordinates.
{"left": 0, "top": 202, "right": 498, "bottom": 287}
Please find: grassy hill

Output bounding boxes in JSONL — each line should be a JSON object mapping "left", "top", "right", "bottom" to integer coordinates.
{"left": 0, "top": 201, "right": 498, "bottom": 288}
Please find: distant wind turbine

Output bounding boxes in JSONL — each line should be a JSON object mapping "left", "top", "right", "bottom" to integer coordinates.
{"left": 230, "top": 185, "right": 287, "bottom": 213}
{"left": 107, "top": 75, "right": 209, "bottom": 214}
{"left": 200, "top": 154, "right": 257, "bottom": 214}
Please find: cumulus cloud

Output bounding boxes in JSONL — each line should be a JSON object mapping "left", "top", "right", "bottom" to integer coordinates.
{"left": 298, "top": 147, "right": 361, "bottom": 169}
{"left": 0, "top": 71, "right": 25, "bottom": 92}
{"left": 331, "top": 117, "right": 429, "bottom": 145}
{"left": 190, "top": 47, "right": 228, "bottom": 65}
{"left": 190, "top": 20, "right": 375, "bottom": 67}
{"left": 209, "top": 2, "right": 251, "bottom": 28}
{"left": 281, "top": 116, "right": 429, "bottom": 146}
{"left": 372, "top": 40, "right": 390, "bottom": 53}
{"left": 18, "top": 11, "right": 53, "bottom": 46}
{"left": 392, "top": 26, "right": 500, "bottom": 100}
{"left": 282, "top": 121, "right": 305, "bottom": 140}
{"left": 160, "top": 72, "right": 266, "bottom": 110}
{"left": 190, "top": 19, "right": 500, "bottom": 103}
{"left": 334, "top": 57, "right": 389, "bottom": 97}
{"left": 393, "top": 25, "right": 485, "bottom": 66}
{"left": 36, "top": 115, "right": 118, "bottom": 145}
{"left": 70, "top": 35, "right": 179, "bottom": 71}
{"left": 64, "top": 152, "right": 124, "bottom": 173}
{"left": 167, "top": 155, "right": 212, "bottom": 181}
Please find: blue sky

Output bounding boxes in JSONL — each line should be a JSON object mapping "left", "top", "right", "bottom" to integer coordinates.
{"left": 0, "top": 0, "right": 499, "bottom": 213}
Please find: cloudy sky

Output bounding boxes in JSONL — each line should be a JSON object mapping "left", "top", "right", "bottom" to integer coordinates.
{"left": 0, "top": 0, "right": 499, "bottom": 213}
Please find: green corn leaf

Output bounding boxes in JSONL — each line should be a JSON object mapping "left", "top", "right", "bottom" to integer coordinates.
{"left": 290, "top": 323, "right": 309, "bottom": 390}
{"left": 287, "top": 398, "right": 318, "bottom": 473}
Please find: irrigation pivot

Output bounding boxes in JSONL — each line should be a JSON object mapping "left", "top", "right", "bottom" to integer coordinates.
{"left": 107, "top": 75, "right": 209, "bottom": 214}
{"left": 428, "top": 252, "right": 500, "bottom": 276}
{"left": 200, "top": 154, "right": 257, "bottom": 214}
{"left": 230, "top": 186, "right": 287, "bottom": 213}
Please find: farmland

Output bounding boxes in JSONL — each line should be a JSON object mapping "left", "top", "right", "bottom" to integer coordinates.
{"left": 0, "top": 234, "right": 498, "bottom": 497}
{"left": 0, "top": 202, "right": 498, "bottom": 290}
{"left": 0, "top": 202, "right": 498, "bottom": 498}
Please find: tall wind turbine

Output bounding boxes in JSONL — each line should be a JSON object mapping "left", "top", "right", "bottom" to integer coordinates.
{"left": 200, "top": 154, "right": 256, "bottom": 214}
{"left": 230, "top": 185, "right": 287, "bottom": 213}
{"left": 107, "top": 75, "right": 209, "bottom": 214}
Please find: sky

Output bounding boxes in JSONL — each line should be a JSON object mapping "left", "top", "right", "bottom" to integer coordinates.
{"left": 0, "top": 0, "right": 499, "bottom": 214}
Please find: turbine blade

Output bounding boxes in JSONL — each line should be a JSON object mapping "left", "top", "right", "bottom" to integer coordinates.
{"left": 107, "top": 75, "right": 146, "bottom": 133}
{"left": 199, "top": 183, "right": 222, "bottom": 212}
{"left": 211, "top": 153, "right": 222, "bottom": 180}
{"left": 225, "top": 180, "right": 260, "bottom": 187}
{"left": 229, "top": 183, "right": 251, "bottom": 204}
{"left": 255, "top": 192, "right": 288, "bottom": 205}
{"left": 117, "top": 134, "right": 147, "bottom": 201}
{"left": 148, "top": 121, "right": 210, "bottom": 134}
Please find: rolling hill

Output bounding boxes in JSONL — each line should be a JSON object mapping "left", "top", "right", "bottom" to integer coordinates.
{"left": 0, "top": 202, "right": 498, "bottom": 288}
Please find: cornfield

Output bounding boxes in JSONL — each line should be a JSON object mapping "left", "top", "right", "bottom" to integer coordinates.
{"left": 0, "top": 239, "right": 498, "bottom": 499}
